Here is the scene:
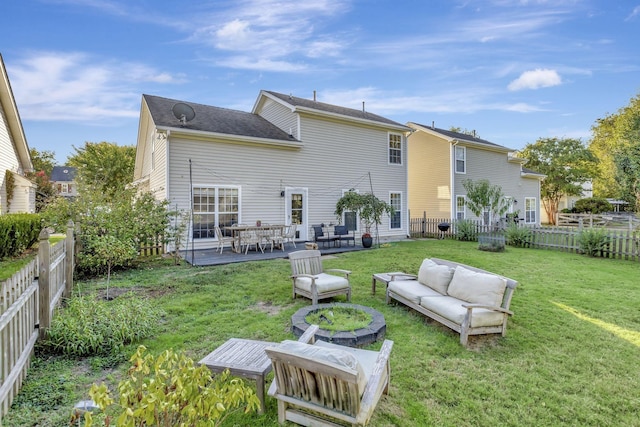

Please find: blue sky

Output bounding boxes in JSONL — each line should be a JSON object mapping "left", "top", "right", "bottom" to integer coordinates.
{"left": 2, "top": 0, "right": 639, "bottom": 164}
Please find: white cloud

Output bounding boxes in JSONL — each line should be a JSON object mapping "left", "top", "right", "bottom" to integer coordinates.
{"left": 508, "top": 68, "right": 562, "bottom": 91}
{"left": 8, "top": 51, "right": 183, "bottom": 122}
{"left": 187, "top": 0, "right": 353, "bottom": 71}
{"left": 626, "top": 6, "right": 640, "bottom": 21}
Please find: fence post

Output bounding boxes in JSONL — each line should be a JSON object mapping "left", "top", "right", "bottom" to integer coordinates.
{"left": 65, "top": 220, "right": 74, "bottom": 298}
{"left": 422, "top": 211, "right": 427, "bottom": 237}
{"left": 38, "top": 228, "right": 51, "bottom": 340}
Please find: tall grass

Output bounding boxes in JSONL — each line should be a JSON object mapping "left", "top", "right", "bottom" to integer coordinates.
{"left": 4, "top": 239, "right": 640, "bottom": 426}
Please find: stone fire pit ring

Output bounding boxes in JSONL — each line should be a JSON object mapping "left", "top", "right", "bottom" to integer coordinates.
{"left": 291, "top": 303, "right": 386, "bottom": 347}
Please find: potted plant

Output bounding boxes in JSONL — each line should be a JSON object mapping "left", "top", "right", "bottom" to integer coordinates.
{"left": 335, "top": 190, "right": 395, "bottom": 248}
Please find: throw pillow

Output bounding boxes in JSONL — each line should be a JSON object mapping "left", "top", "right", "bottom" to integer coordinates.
{"left": 417, "top": 258, "right": 454, "bottom": 294}
{"left": 447, "top": 266, "right": 507, "bottom": 307}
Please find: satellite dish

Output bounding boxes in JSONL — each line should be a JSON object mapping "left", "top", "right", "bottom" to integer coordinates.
{"left": 172, "top": 102, "right": 196, "bottom": 126}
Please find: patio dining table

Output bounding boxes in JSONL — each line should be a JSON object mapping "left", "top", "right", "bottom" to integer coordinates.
{"left": 227, "top": 224, "right": 285, "bottom": 253}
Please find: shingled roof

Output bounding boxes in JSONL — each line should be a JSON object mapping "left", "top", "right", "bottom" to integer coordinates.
{"left": 143, "top": 94, "right": 296, "bottom": 142}
{"left": 264, "top": 91, "right": 408, "bottom": 128}
{"left": 50, "top": 166, "right": 76, "bottom": 182}
{"left": 410, "top": 122, "right": 512, "bottom": 151}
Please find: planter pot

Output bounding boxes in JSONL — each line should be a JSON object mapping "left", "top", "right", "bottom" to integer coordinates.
{"left": 361, "top": 236, "right": 373, "bottom": 248}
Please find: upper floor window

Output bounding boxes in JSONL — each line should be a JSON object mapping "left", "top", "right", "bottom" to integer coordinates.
{"left": 57, "top": 183, "right": 72, "bottom": 194}
{"left": 525, "top": 197, "right": 536, "bottom": 224}
{"left": 388, "top": 133, "right": 402, "bottom": 165}
{"left": 389, "top": 192, "right": 402, "bottom": 229}
{"left": 455, "top": 146, "right": 466, "bottom": 173}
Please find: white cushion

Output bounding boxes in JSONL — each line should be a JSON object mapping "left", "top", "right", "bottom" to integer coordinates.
{"left": 420, "top": 296, "right": 506, "bottom": 327}
{"left": 388, "top": 280, "right": 443, "bottom": 304}
{"left": 417, "top": 259, "right": 454, "bottom": 294}
{"left": 447, "top": 266, "right": 507, "bottom": 307}
{"left": 277, "top": 340, "right": 367, "bottom": 395}
{"left": 294, "top": 273, "right": 349, "bottom": 293}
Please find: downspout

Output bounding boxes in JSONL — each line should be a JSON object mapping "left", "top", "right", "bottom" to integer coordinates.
{"left": 451, "top": 140, "right": 459, "bottom": 222}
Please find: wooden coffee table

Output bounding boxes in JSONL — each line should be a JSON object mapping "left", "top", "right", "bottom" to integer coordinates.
{"left": 199, "top": 338, "right": 277, "bottom": 414}
{"left": 372, "top": 271, "right": 413, "bottom": 295}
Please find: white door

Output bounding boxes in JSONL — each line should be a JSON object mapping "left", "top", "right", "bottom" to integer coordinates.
{"left": 285, "top": 188, "right": 308, "bottom": 241}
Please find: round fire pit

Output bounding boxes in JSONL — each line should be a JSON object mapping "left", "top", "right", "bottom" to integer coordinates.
{"left": 291, "top": 303, "right": 386, "bottom": 347}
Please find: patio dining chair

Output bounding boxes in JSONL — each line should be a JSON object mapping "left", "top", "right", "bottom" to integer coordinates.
{"left": 214, "top": 225, "right": 234, "bottom": 254}
{"left": 282, "top": 224, "right": 297, "bottom": 248}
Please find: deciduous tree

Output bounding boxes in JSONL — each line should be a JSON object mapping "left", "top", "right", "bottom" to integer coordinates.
{"left": 67, "top": 141, "right": 135, "bottom": 200}
{"left": 26, "top": 148, "right": 57, "bottom": 212}
{"left": 589, "top": 93, "right": 640, "bottom": 208}
{"left": 518, "top": 137, "right": 597, "bottom": 225}
{"left": 461, "top": 179, "right": 509, "bottom": 226}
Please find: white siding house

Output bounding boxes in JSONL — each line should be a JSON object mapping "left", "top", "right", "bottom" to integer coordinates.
{"left": 407, "top": 122, "right": 544, "bottom": 226}
{"left": 133, "top": 91, "right": 411, "bottom": 250}
{"left": 0, "top": 54, "right": 35, "bottom": 214}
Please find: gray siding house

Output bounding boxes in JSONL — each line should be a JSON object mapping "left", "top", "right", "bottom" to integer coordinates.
{"left": 133, "top": 90, "right": 411, "bottom": 250}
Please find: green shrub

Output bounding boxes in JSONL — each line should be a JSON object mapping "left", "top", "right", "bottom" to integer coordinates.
{"left": 454, "top": 219, "right": 478, "bottom": 241}
{"left": 84, "top": 346, "right": 260, "bottom": 427}
{"left": 574, "top": 197, "right": 612, "bottom": 214}
{"left": 505, "top": 223, "right": 532, "bottom": 247}
{"left": 0, "top": 213, "right": 41, "bottom": 259}
{"left": 576, "top": 227, "right": 610, "bottom": 257}
{"left": 40, "top": 294, "right": 164, "bottom": 357}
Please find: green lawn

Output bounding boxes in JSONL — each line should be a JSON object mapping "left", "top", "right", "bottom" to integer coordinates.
{"left": 4, "top": 239, "right": 640, "bottom": 426}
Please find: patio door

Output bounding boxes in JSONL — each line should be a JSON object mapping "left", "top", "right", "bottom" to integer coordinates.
{"left": 285, "top": 188, "right": 308, "bottom": 241}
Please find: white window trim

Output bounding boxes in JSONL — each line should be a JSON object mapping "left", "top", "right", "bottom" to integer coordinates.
{"left": 525, "top": 197, "right": 536, "bottom": 224}
{"left": 454, "top": 146, "right": 466, "bottom": 174}
{"left": 388, "top": 132, "right": 403, "bottom": 166}
{"left": 389, "top": 191, "right": 402, "bottom": 230}
{"left": 191, "top": 185, "right": 241, "bottom": 240}
{"left": 455, "top": 195, "right": 466, "bottom": 220}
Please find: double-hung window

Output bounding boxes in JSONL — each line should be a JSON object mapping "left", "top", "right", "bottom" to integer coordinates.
{"left": 192, "top": 186, "right": 239, "bottom": 239}
{"left": 456, "top": 196, "right": 465, "bottom": 220}
{"left": 455, "top": 146, "right": 466, "bottom": 173}
{"left": 389, "top": 192, "right": 402, "bottom": 229}
{"left": 388, "top": 133, "right": 402, "bottom": 165}
{"left": 525, "top": 197, "right": 536, "bottom": 224}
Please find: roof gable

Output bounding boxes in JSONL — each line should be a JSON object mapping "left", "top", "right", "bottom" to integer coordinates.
{"left": 0, "top": 54, "right": 32, "bottom": 171}
{"left": 142, "top": 94, "right": 295, "bottom": 142}
{"left": 257, "top": 90, "right": 410, "bottom": 131}
{"left": 408, "top": 122, "right": 513, "bottom": 152}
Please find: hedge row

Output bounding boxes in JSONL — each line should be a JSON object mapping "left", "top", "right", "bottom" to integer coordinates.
{"left": 0, "top": 213, "right": 41, "bottom": 259}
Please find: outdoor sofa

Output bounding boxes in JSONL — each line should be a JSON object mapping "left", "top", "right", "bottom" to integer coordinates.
{"left": 386, "top": 258, "right": 518, "bottom": 347}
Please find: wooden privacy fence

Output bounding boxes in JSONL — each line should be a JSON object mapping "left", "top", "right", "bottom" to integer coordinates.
{"left": 0, "top": 222, "right": 74, "bottom": 421}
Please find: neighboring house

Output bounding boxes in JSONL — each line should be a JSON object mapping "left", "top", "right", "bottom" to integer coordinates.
{"left": 406, "top": 122, "right": 544, "bottom": 226}
{"left": 50, "top": 166, "right": 78, "bottom": 199}
{"left": 0, "top": 53, "right": 35, "bottom": 214}
{"left": 133, "top": 90, "right": 411, "bottom": 250}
